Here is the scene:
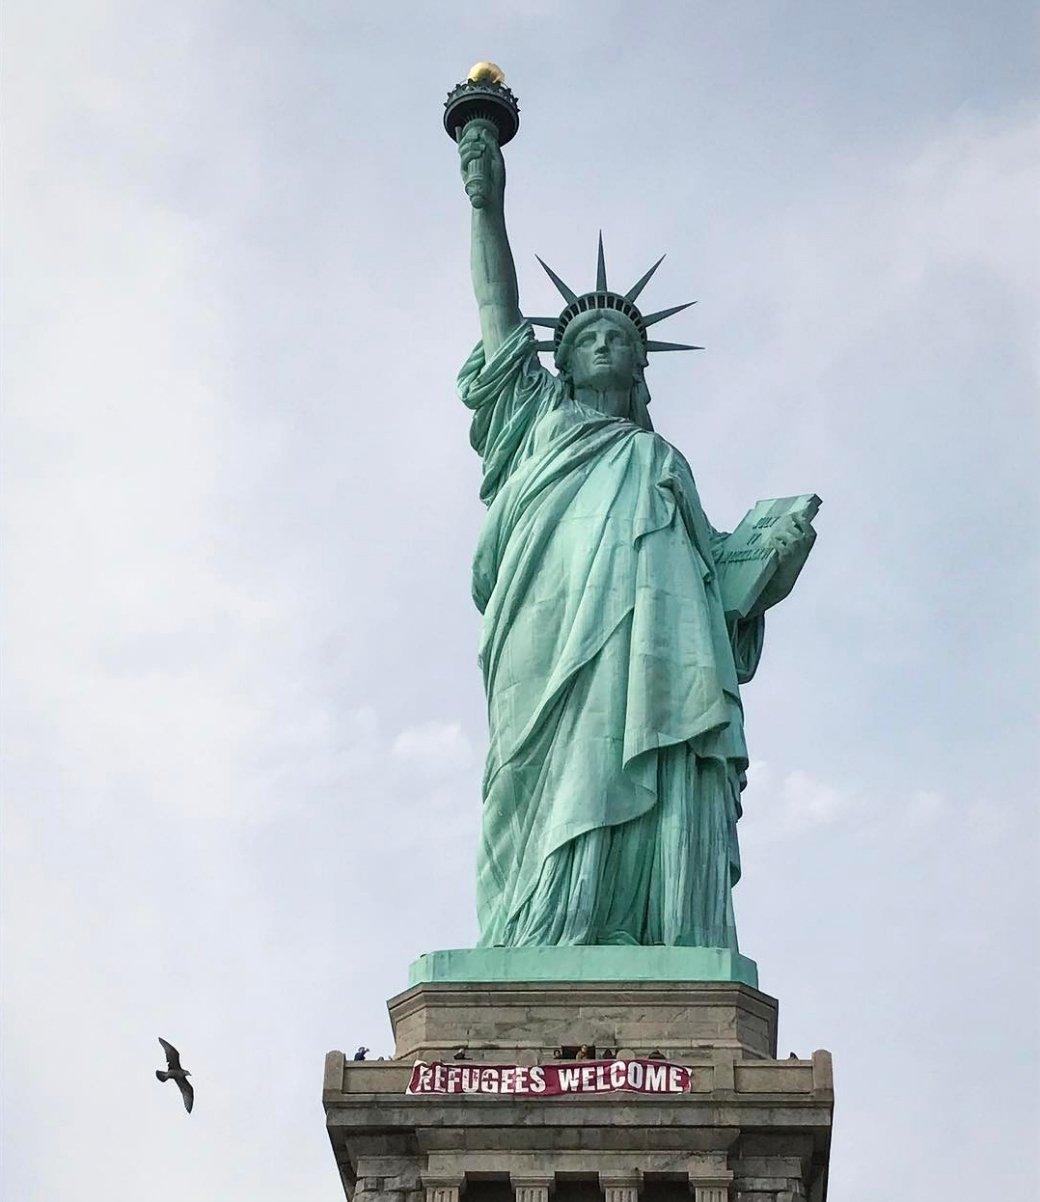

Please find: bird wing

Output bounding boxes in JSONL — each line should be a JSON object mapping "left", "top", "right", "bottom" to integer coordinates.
{"left": 176, "top": 1076, "right": 194, "bottom": 1114}
{"left": 158, "top": 1037, "right": 182, "bottom": 1072}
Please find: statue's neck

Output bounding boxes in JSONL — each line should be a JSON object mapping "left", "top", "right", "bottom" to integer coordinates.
{"left": 572, "top": 385, "right": 631, "bottom": 419}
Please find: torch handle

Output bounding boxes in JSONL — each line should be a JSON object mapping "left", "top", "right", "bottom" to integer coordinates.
{"left": 456, "top": 118, "right": 499, "bottom": 210}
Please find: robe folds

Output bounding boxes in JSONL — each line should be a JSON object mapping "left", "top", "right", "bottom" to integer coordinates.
{"left": 460, "top": 323, "right": 763, "bottom": 949}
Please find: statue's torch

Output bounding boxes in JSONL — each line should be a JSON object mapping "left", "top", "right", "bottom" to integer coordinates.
{"left": 444, "top": 62, "right": 520, "bottom": 208}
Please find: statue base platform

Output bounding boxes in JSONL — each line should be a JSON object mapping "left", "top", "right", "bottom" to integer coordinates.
{"left": 408, "top": 947, "right": 758, "bottom": 988}
{"left": 390, "top": 977, "right": 776, "bottom": 1062}
{"left": 324, "top": 973, "right": 834, "bottom": 1202}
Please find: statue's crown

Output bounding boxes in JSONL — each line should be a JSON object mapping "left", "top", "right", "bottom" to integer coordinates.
{"left": 527, "top": 234, "right": 701, "bottom": 357}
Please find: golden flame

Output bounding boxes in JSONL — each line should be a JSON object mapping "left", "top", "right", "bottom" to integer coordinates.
{"left": 467, "top": 61, "right": 505, "bottom": 86}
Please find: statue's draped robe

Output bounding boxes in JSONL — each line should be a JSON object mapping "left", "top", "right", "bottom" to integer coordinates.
{"left": 460, "top": 323, "right": 764, "bottom": 949}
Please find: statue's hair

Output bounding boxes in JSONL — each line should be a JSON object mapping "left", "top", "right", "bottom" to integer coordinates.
{"left": 554, "top": 309, "right": 654, "bottom": 432}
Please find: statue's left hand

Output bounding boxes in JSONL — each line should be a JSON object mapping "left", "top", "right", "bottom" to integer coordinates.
{"left": 752, "top": 514, "right": 817, "bottom": 614}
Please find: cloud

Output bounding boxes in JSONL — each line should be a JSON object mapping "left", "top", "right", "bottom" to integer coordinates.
{"left": 742, "top": 764, "right": 957, "bottom": 841}
{"left": 391, "top": 720, "right": 474, "bottom": 776}
{"left": 780, "top": 769, "right": 859, "bottom": 828}
{"left": 906, "top": 788, "right": 946, "bottom": 829}
{"left": 742, "top": 763, "right": 860, "bottom": 835}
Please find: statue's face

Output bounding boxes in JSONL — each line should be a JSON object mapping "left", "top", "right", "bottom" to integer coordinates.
{"left": 565, "top": 313, "right": 641, "bottom": 395}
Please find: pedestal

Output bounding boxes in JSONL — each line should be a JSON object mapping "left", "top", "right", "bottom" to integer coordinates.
{"left": 390, "top": 980, "right": 777, "bottom": 1062}
{"left": 323, "top": 971, "right": 834, "bottom": 1202}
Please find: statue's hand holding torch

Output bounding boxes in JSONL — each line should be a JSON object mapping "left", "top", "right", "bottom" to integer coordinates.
{"left": 458, "top": 120, "right": 505, "bottom": 210}
{"left": 444, "top": 62, "right": 519, "bottom": 213}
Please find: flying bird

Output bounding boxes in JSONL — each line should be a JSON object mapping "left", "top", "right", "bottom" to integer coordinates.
{"left": 155, "top": 1037, "right": 194, "bottom": 1113}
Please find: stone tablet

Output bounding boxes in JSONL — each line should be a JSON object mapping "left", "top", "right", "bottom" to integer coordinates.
{"left": 715, "top": 494, "right": 822, "bottom": 620}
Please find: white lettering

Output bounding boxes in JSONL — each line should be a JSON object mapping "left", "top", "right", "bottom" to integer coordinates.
{"left": 609, "top": 1061, "right": 626, "bottom": 1089}
{"left": 557, "top": 1067, "right": 582, "bottom": 1091}
{"left": 644, "top": 1064, "right": 666, "bottom": 1091}
{"left": 667, "top": 1065, "right": 684, "bottom": 1092}
{"left": 628, "top": 1062, "right": 644, "bottom": 1088}
{"left": 529, "top": 1066, "right": 547, "bottom": 1093}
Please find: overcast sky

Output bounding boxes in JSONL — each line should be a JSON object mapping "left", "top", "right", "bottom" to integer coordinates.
{"left": 3, "top": 3, "right": 1038, "bottom": 1199}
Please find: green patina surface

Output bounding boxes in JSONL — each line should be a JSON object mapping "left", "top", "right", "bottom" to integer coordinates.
{"left": 443, "top": 78, "right": 818, "bottom": 962}
{"left": 409, "top": 946, "right": 759, "bottom": 988}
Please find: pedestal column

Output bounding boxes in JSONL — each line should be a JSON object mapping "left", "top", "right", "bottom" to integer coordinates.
{"left": 511, "top": 1174, "right": 554, "bottom": 1202}
{"left": 423, "top": 1174, "right": 465, "bottom": 1202}
{"left": 689, "top": 1166, "right": 733, "bottom": 1202}
{"left": 600, "top": 1172, "right": 641, "bottom": 1202}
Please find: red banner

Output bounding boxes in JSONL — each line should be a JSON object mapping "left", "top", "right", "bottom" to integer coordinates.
{"left": 406, "top": 1058, "right": 691, "bottom": 1097}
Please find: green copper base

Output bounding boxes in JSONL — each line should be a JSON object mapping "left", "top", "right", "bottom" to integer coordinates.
{"left": 408, "top": 946, "right": 759, "bottom": 988}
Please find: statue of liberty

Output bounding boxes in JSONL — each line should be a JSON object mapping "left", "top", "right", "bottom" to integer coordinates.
{"left": 451, "top": 78, "right": 817, "bottom": 953}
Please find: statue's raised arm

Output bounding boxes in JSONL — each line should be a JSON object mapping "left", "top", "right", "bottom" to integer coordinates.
{"left": 458, "top": 120, "right": 522, "bottom": 358}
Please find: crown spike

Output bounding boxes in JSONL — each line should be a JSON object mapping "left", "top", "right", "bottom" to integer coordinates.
{"left": 596, "top": 231, "right": 608, "bottom": 293}
{"left": 532, "top": 340, "right": 556, "bottom": 352}
{"left": 645, "top": 340, "right": 703, "bottom": 352}
{"left": 536, "top": 257, "right": 578, "bottom": 304}
{"left": 642, "top": 301, "right": 697, "bottom": 328}
{"left": 624, "top": 255, "right": 665, "bottom": 303}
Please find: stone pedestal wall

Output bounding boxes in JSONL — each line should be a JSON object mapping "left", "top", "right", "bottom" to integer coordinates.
{"left": 323, "top": 981, "right": 833, "bottom": 1202}
{"left": 388, "top": 981, "right": 778, "bottom": 1062}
